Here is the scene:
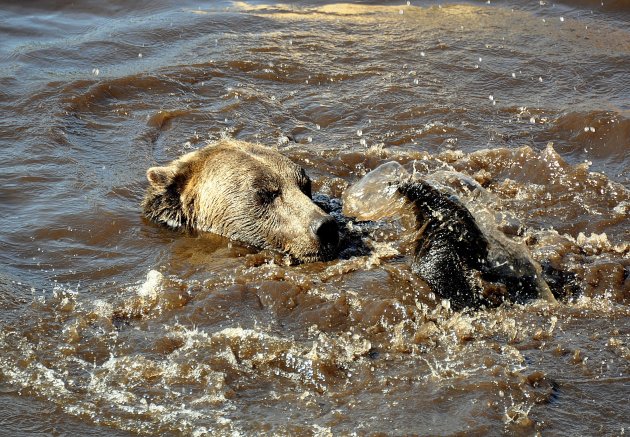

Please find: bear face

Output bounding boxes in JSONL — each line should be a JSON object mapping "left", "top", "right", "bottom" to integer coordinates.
{"left": 142, "top": 140, "right": 339, "bottom": 262}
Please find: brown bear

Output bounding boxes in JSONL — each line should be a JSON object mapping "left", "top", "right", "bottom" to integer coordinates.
{"left": 142, "top": 140, "right": 339, "bottom": 262}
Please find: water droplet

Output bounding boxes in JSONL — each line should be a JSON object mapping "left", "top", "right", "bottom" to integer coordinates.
{"left": 511, "top": 72, "right": 516, "bottom": 78}
{"left": 357, "top": 129, "right": 363, "bottom": 137}
{"left": 92, "top": 68, "right": 100, "bottom": 76}
{"left": 360, "top": 138, "right": 367, "bottom": 146}
{"left": 307, "top": 136, "right": 313, "bottom": 143}
{"left": 590, "top": 126, "right": 595, "bottom": 132}
{"left": 420, "top": 51, "right": 425, "bottom": 57}
{"left": 539, "top": 76, "right": 543, "bottom": 82}
{"left": 399, "top": 9, "right": 404, "bottom": 15}
{"left": 138, "top": 53, "right": 143, "bottom": 58}
{"left": 316, "top": 124, "right": 321, "bottom": 130}
{"left": 489, "top": 95, "right": 494, "bottom": 100}
{"left": 560, "top": 16, "right": 565, "bottom": 22}
{"left": 479, "top": 57, "right": 483, "bottom": 62}
{"left": 414, "top": 78, "right": 419, "bottom": 85}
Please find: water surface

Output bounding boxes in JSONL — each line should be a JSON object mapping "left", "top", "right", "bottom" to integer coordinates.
{"left": 0, "top": 1, "right": 628, "bottom": 435}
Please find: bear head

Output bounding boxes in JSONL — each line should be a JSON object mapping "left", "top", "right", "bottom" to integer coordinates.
{"left": 142, "top": 140, "right": 339, "bottom": 262}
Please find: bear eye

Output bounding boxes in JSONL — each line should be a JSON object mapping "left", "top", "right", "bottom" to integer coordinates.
{"left": 257, "top": 188, "right": 281, "bottom": 205}
{"left": 301, "top": 178, "right": 312, "bottom": 198}
{"left": 299, "top": 169, "right": 312, "bottom": 197}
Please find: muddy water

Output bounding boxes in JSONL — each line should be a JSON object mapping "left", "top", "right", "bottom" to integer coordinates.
{"left": 1, "top": 1, "right": 629, "bottom": 435}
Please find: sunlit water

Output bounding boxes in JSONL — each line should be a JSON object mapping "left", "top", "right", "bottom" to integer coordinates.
{"left": 0, "top": 1, "right": 628, "bottom": 435}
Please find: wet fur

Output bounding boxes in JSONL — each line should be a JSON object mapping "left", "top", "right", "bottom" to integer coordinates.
{"left": 144, "top": 143, "right": 552, "bottom": 309}
{"left": 143, "top": 140, "right": 338, "bottom": 262}
{"left": 398, "top": 181, "right": 552, "bottom": 310}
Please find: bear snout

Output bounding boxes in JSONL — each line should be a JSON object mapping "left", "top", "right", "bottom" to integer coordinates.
{"left": 311, "top": 215, "right": 339, "bottom": 259}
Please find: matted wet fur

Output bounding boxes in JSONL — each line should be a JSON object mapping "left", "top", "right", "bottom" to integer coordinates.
{"left": 143, "top": 140, "right": 339, "bottom": 262}
{"left": 398, "top": 181, "right": 555, "bottom": 310}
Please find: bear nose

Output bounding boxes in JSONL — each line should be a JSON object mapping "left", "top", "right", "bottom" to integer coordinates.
{"left": 312, "top": 216, "right": 339, "bottom": 249}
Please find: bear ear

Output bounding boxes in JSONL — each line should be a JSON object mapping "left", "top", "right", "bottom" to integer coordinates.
{"left": 146, "top": 166, "right": 176, "bottom": 189}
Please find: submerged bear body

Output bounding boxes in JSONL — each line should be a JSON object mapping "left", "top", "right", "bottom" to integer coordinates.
{"left": 142, "top": 140, "right": 339, "bottom": 262}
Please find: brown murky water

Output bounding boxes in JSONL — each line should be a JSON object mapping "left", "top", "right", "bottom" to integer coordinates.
{"left": 1, "top": 1, "right": 629, "bottom": 435}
